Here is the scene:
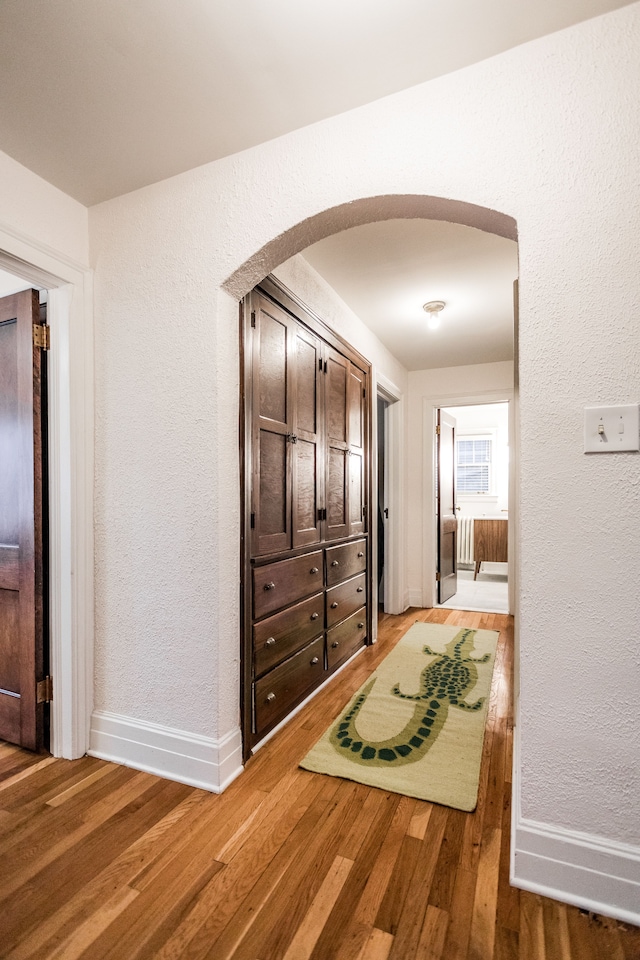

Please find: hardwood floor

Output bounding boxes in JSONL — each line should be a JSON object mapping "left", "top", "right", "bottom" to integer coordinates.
{"left": 0, "top": 607, "right": 638, "bottom": 959}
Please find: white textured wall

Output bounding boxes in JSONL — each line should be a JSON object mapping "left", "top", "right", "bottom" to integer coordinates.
{"left": 0, "top": 149, "right": 88, "bottom": 265}
{"left": 89, "top": 2, "right": 640, "bottom": 854}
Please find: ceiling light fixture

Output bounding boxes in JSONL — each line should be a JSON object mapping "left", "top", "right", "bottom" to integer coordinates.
{"left": 423, "top": 300, "right": 446, "bottom": 331}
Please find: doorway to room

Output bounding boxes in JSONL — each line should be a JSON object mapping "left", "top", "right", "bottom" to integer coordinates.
{"left": 436, "top": 400, "right": 510, "bottom": 614}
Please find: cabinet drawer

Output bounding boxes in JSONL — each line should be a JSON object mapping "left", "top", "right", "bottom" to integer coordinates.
{"left": 325, "top": 539, "right": 367, "bottom": 586}
{"left": 327, "top": 607, "right": 367, "bottom": 670}
{"left": 254, "top": 636, "right": 326, "bottom": 736}
{"left": 253, "top": 551, "right": 323, "bottom": 619}
{"left": 326, "top": 573, "right": 366, "bottom": 628}
{"left": 253, "top": 593, "right": 324, "bottom": 677}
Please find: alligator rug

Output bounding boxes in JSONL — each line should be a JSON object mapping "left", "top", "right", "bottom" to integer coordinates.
{"left": 300, "top": 621, "right": 499, "bottom": 810}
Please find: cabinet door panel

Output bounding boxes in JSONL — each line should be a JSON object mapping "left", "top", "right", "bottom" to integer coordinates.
{"left": 252, "top": 296, "right": 294, "bottom": 556}
{"left": 324, "top": 347, "right": 349, "bottom": 541}
{"left": 326, "top": 447, "right": 348, "bottom": 541}
{"left": 258, "top": 309, "right": 288, "bottom": 423}
{"left": 258, "top": 430, "right": 289, "bottom": 547}
{"left": 347, "top": 365, "right": 366, "bottom": 536}
{"left": 292, "top": 326, "right": 322, "bottom": 547}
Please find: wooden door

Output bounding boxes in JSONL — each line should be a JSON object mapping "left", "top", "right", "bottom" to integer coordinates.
{"left": 347, "top": 364, "right": 366, "bottom": 537}
{"left": 0, "top": 290, "right": 46, "bottom": 750}
{"left": 251, "top": 295, "right": 294, "bottom": 557}
{"left": 323, "top": 346, "right": 349, "bottom": 542}
{"left": 437, "top": 409, "right": 457, "bottom": 604}
{"left": 291, "top": 324, "right": 322, "bottom": 548}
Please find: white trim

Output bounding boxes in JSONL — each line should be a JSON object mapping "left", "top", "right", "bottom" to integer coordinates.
{"left": 89, "top": 711, "right": 244, "bottom": 793}
{"left": 422, "top": 389, "right": 515, "bottom": 613}
{"left": 0, "top": 228, "right": 93, "bottom": 760}
{"left": 374, "top": 371, "right": 405, "bottom": 616}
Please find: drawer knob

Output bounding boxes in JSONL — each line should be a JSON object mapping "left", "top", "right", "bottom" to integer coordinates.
{"left": 330, "top": 601, "right": 339, "bottom": 609}
{"left": 266, "top": 692, "right": 276, "bottom": 703}
{"left": 310, "top": 566, "right": 319, "bottom": 574}
{"left": 357, "top": 552, "right": 364, "bottom": 558}
{"left": 331, "top": 641, "right": 339, "bottom": 648}
{"left": 356, "top": 586, "right": 363, "bottom": 593}
{"left": 310, "top": 612, "right": 319, "bottom": 620}
{"left": 265, "top": 637, "right": 276, "bottom": 647}
{"left": 358, "top": 622, "right": 364, "bottom": 629}
{"left": 263, "top": 582, "right": 276, "bottom": 591}
{"left": 310, "top": 656, "right": 320, "bottom": 665}
{"left": 331, "top": 560, "right": 340, "bottom": 567}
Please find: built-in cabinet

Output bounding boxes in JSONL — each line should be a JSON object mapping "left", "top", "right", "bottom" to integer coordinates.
{"left": 241, "top": 277, "right": 372, "bottom": 756}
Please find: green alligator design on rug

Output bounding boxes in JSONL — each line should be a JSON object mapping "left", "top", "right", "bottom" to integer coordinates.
{"left": 330, "top": 628, "right": 491, "bottom": 767}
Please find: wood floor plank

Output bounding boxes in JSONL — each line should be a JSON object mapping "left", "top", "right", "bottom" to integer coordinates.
{"left": 281, "top": 855, "right": 354, "bottom": 960}
{"left": 0, "top": 609, "right": 637, "bottom": 960}
{"left": 414, "top": 904, "right": 449, "bottom": 960}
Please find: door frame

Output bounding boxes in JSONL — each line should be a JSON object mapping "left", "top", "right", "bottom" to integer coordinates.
{"left": 374, "top": 372, "right": 404, "bottom": 621}
{"left": 423, "top": 389, "right": 516, "bottom": 614}
{"left": 0, "top": 228, "right": 93, "bottom": 759}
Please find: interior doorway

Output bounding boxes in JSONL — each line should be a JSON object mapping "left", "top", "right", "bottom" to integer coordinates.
{"left": 435, "top": 401, "right": 510, "bottom": 614}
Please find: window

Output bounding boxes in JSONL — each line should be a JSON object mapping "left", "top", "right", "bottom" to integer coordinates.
{"left": 456, "top": 435, "right": 493, "bottom": 494}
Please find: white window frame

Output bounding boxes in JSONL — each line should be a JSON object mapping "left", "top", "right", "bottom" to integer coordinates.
{"left": 455, "top": 430, "right": 498, "bottom": 500}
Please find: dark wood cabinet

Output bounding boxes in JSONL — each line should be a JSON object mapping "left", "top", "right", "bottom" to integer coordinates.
{"left": 242, "top": 277, "right": 372, "bottom": 756}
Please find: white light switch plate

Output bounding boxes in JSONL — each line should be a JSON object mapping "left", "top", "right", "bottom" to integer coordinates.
{"left": 584, "top": 403, "right": 640, "bottom": 453}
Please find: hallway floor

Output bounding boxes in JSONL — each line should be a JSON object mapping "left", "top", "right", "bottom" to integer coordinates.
{"left": 0, "top": 608, "right": 637, "bottom": 959}
{"left": 438, "top": 568, "right": 509, "bottom": 614}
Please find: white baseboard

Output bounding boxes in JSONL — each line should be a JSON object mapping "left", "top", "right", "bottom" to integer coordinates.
{"left": 512, "top": 818, "right": 640, "bottom": 926}
{"left": 511, "top": 726, "right": 640, "bottom": 926}
{"left": 88, "top": 710, "right": 244, "bottom": 793}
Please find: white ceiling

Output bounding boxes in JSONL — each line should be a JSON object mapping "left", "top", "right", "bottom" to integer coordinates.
{"left": 0, "top": 0, "right": 631, "bottom": 206}
{"left": 0, "top": 0, "right": 625, "bottom": 371}
{"left": 302, "top": 220, "right": 518, "bottom": 370}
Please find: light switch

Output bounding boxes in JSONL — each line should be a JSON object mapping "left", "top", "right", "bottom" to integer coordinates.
{"left": 584, "top": 404, "right": 640, "bottom": 453}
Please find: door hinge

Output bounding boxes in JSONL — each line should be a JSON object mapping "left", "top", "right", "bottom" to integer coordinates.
{"left": 435, "top": 572, "right": 441, "bottom": 582}
{"left": 363, "top": 388, "right": 366, "bottom": 399}
{"left": 250, "top": 512, "right": 255, "bottom": 529}
{"left": 250, "top": 311, "right": 256, "bottom": 328}
{"left": 318, "top": 507, "right": 326, "bottom": 522}
{"left": 36, "top": 676, "right": 53, "bottom": 703}
{"left": 33, "top": 324, "right": 50, "bottom": 350}
{"left": 435, "top": 424, "right": 441, "bottom": 436}
{"left": 323, "top": 360, "right": 327, "bottom": 373}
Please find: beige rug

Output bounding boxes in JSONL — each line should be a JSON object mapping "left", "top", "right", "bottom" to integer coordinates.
{"left": 300, "top": 622, "right": 499, "bottom": 811}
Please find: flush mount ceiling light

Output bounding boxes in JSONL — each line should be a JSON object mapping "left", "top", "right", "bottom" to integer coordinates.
{"left": 423, "top": 300, "right": 446, "bottom": 331}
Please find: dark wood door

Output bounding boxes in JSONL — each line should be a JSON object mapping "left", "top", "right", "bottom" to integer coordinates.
{"left": 347, "top": 364, "right": 366, "bottom": 537}
{"left": 291, "top": 324, "right": 322, "bottom": 548}
{"left": 251, "top": 295, "right": 294, "bottom": 557}
{"left": 437, "top": 409, "right": 457, "bottom": 604}
{"left": 323, "top": 346, "right": 350, "bottom": 542}
{"left": 0, "top": 290, "right": 46, "bottom": 750}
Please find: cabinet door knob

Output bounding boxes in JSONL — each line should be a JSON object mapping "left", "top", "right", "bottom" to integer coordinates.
{"left": 358, "top": 622, "right": 364, "bottom": 629}
{"left": 263, "top": 582, "right": 275, "bottom": 591}
{"left": 330, "top": 601, "right": 338, "bottom": 609}
{"left": 266, "top": 692, "right": 276, "bottom": 703}
{"left": 331, "top": 560, "right": 339, "bottom": 567}
{"left": 265, "top": 637, "right": 276, "bottom": 647}
{"left": 356, "top": 586, "right": 363, "bottom": 593}
{"left": 357, "top": 552, "right": 364, "bottom": 558}
{"left": 310, "top": 566, "right": 319, "bottom": 574}
{"left": 310, "top": 656, "right": 319, "bottom": 665}
{"left": 310, "top": 612, "right": 319, "bottom": 620}
{"left": 331, "top": 641, "right": 339, "bottom": 648}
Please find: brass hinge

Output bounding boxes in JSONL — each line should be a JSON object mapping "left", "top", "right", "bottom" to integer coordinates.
{"left": 435, "top": 572, "right": 441, "bottom": 581}
{"left": 250, "top": 311, "right": 256, "bottom": 328}
{"left": 435, "top": 424, "right": 441, "bottom": 436}
{"left": 33, "top": 324, "right": 50, "bottom": 350}
{"left": 36, "top": 676, "right": 53, "bottom": 703}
